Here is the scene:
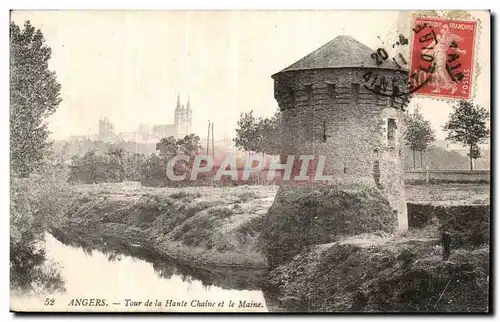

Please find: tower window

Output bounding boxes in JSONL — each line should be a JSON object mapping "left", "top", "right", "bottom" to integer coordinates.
{"left": 305, "top": 85, "right": 313, "bottom": 101}
{"left": 351, "top": 83, "right": 360, "bottom": 104}
{"left": 327, "top": 83, "right": 336, "bottom": 99}
{"left": 387, "top": 118, "right": 397, "bottom": 146}
{"left": 322, "top": 120, "right": 327, "bottom": 142}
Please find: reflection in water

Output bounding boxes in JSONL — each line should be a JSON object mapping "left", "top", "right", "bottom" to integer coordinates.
{"left": 11, "top": 233, "right": 270, "bottom": 312}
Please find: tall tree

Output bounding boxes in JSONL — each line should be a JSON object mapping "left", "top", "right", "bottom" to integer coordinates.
{"left": 105, "top": 146, "right": 126, "bottom": 182}
{"left": 123, "top": 152, "right": 146, "bottom": 182}
{"left": 156, "top": 136, "right": 179, "bottom": 158}
{"left": 234, "top": 110, "right": 283, "bottom": 155}
{"left": 140, "top": 153, "right": 165, "bottom": 186}
{"left": 10, "top": 21, "right": 62, "bottom": 177}
{"left": 259, "top": 111, "right": 283, "bottom": 155}
{"left": 178, "top": 134, "right": 202, "bottom": 156}
{"left": 234, "top": 111, "right": 259, "bottom": 152}
{"left": 444, "top": 100, "right": 490, "bottom": 171}
{"left": 404, "top": 107, "right": 436, "bottom": 169}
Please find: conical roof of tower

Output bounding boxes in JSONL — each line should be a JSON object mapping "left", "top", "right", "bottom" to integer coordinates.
{"left": 273, "top": 35, "right": 402, "bottom": 77}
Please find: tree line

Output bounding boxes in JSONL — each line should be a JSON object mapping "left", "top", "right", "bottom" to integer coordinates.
{"left": 68, "top": 134, "right": 203, "bottom": 186}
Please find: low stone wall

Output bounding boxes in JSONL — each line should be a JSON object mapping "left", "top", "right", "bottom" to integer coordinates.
{"left": 405, "top": 170, "right": 490, "bottom": 183}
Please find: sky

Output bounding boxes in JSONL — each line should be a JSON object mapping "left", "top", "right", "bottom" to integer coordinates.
{"left": 10, "top": 10, "right": 490, "bottom": 141}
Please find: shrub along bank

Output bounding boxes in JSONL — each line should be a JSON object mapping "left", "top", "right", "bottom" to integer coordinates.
{"left": 407, "top": 203, "right": 490, "bottom": 247}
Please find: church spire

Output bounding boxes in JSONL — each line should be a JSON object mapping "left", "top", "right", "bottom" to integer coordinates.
{"left": 176, "top": 93, "right": 181, "bottom": 110}
{"left": 186, "top": 95, "right": 192, "bottom": 125}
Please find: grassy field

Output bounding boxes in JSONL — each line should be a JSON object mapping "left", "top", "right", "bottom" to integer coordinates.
{"left": 405, "top": 183, "right": 490, "bottom": 205}
{"left": 72, "top": 182, "right": 490, "bottom": 205}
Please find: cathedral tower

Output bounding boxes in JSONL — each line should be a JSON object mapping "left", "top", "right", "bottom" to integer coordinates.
{"left": 174, "top": 94, "right": 193, "bottom": 138}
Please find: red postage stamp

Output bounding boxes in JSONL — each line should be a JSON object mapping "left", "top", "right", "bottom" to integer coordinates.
{"left": 409, "top": 16, "right": 477, "bottom": 100}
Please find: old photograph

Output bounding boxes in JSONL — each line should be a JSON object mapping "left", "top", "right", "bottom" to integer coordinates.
{"left": 9, "top": 10, "right": 491, "bottom": 313}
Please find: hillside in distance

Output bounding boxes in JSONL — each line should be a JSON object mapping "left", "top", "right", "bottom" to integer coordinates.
{"left": 404, "top": 145, "right": 490, "bottom": 171}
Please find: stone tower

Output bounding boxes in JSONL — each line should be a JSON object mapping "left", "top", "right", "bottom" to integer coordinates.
{"left": 174, "top": 94, "right": 193, "bottom": 138}
{"left": 272, "top": 35, "right": 408, "bottom": 232}
{"left": 98, "top": 117, "right": 114, "bottom": 140}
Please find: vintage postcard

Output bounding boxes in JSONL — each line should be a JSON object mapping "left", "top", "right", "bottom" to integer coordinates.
{"left": 10, "top": 10, "right": 491, "bottom": 313}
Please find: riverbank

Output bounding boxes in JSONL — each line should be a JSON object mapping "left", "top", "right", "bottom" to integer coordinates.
{"left": 54, "top": 182, "right": 489, "bottom": 271}
{"left": 53, "top": 182, "right": 490, "bottom": 312}
{"left": 53, "top": 184, "right": 278, "bottom": 270}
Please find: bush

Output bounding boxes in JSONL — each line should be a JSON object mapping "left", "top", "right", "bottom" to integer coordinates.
{"left": 407, "top": 203, "right": 435, "bottom": 228}
{"left": 208, "top": 207, "right": 234, "bottom": 219}
{"left": 170, "top": 190, "right": 201, "bottom": 199}
{"left": 407, "top": 203, "right": 490, "bottom": 248}
{"left": 436, "top": 205, "right": 490, "bottom": 248}
{"left": 234, "top": 191, "right": 258, "bottom": 203}
{"left": 174, "top": 215, "right": 216, "bottom": 247}
{"left": 237, "top": 216, "right": 264, "bottom": 237}
{"left": 259, "top": 185, "right": 397, "bottom": 267}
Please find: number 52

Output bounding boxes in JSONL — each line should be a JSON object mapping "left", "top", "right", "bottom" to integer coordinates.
{"left": 44, "top": 298, "right": 55, "bottom": 306}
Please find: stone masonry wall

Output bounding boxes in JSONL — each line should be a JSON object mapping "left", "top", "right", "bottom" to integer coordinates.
{"left": 273, "top": 67, "right": 408, "bottom": 231}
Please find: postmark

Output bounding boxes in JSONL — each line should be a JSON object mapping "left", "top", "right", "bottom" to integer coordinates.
{"left": 409, "top": 16, "right": 477, "bottom": 100}
{"left": 362, "top": 36, "right": 412, "bottom": 112}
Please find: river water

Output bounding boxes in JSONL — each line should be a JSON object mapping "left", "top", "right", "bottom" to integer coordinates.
{"left": 11, "top": 233, "right": 280, "bottom": 312}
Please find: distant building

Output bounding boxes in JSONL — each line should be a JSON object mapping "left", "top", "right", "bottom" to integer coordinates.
{"left": 98, "top": 117, "right": 114, "bottom": 140}
{"left": 96, "top": 95, "right": 194, "bottom": 144}
{"left": 137, "top": 124, "right": 153, "bottom": 142}
{"left": 152, "top": 94, "right": 192, "bottom": 140}
{"left": 118, "top": 131, "right": 140, "bottom": 142}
